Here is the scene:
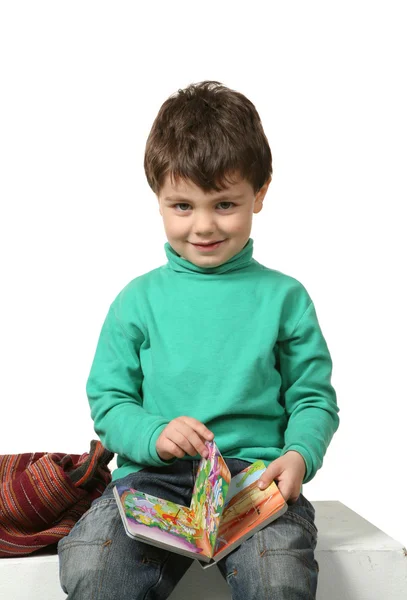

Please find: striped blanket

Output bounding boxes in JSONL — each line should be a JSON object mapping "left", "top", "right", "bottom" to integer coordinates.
{"left": 0, "top": 440, "right": 114, "bottom": 557}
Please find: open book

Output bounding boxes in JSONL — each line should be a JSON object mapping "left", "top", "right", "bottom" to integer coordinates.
{"left": 113, "top": 440, "right": 287, "bottom": 567}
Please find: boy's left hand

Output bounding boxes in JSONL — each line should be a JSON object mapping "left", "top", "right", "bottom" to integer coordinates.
{"left": 257, "top": 450, "right": 306, "bottom": 505}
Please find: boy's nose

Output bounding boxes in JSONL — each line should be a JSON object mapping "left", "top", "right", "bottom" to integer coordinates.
{"left": 192, "top": 213, "right": 217, "bottom": 235}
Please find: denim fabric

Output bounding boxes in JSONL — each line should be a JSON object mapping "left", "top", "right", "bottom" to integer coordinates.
{"left": 58, "top": 459, "right": 318, "bottom": 599}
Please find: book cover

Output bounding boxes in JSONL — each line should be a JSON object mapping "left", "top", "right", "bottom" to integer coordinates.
{"left": 113, "top": 440, "right": 287, "bottom": 566}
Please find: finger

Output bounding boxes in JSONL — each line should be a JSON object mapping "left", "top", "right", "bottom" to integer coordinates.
{"left": 172, "top": 424, "right": 210, "bottom": 457}
{"left": 274, "top": 481, "right": 299, "bottom": 504}
{"left": 287, "top": 494, "right": 300, "bottom": 506}
{"left": 185, "top": 430, "right": 211, "bottom": 458}
{"left": 277, "top": 484, "right": 291, "bottom": 503}
{"left": 178, "top": 417, "right": 214, "bottom": 441}
{"left": 258, "top": 460, "right": 281, "bottom": 490}
{"left": 156, "top": 446, "right": 177, "bottom": 461}
{"left": 165, "top": 427, "right": 203, "bottom": 457}
{"left": 158, "top": 437, "right": 186, "bottom": 459}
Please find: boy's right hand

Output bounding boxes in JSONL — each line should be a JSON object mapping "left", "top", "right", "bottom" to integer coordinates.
{"left": 156, "top": 416, "right": 214, "bottom": 461}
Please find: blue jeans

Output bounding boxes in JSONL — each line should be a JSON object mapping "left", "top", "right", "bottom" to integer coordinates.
{"left": 58, "top": 458, "right": 318, "bottom": 599}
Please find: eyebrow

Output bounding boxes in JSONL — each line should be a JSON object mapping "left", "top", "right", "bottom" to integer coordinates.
{"left": 163, "top": 194, "right": 243, "bottom": 203}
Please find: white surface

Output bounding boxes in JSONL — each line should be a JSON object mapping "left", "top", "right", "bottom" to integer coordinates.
{"left": 1, "top": 1, "right": 406, "bottom": 551}
{"left": 0, "top": 502, "right": 406, "bottom": 600}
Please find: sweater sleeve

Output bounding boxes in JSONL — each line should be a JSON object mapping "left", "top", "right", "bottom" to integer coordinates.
{"left": 86, "top": 298, "right": 173, "bottom": 468}
{"left": 279, "top": 300, "right": 340, "bottom": 484}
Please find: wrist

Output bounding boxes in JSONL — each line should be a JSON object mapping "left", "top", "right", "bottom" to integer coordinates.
{"left": 285, "top": 450, "right": 306, "bottom": 469}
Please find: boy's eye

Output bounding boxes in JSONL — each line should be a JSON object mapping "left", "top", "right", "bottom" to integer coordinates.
{"left": 174, "top": 202, "right": 235, "bottom": 211}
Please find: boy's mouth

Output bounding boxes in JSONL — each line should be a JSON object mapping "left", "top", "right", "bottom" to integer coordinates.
{"left": 191, "top": 240, "right": 225, "bottom": 251}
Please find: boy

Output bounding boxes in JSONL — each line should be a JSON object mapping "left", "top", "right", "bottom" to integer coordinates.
{"left": 58, "top": 80, "right": 339, "bottom": 600}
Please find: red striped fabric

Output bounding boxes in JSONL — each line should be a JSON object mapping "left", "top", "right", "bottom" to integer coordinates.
{"left": 0, "top": 440, "right": 113, "bottom": 557}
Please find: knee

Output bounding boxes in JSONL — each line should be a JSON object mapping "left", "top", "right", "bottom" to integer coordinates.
{"left": 58, "top": 537, "right": 111, "bottom": 596}
{"left": 218, "top": 519, "right": 318, "bottom": 600}
{"left": 57, "top": 499, "right": 119, "bottom": 597}
{"left": 223, "top": 548, "right": 318, "bottom": 600}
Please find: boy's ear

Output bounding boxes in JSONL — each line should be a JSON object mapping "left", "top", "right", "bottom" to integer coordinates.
{"left": 254, "top": 176, "right": 271, "bottom": 213}
{"left": 257, "top": 175, "right": 271, "bottom": 195}
{"left": 261, "top": 176, "right": 272, "bottom": 195}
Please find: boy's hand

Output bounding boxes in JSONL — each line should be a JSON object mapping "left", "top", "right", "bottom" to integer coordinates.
{"left": 257, "top": 450, "right": 306, "bottom": 504}
{"left": 156, "top": 416, "right": 214, "bottom": 461}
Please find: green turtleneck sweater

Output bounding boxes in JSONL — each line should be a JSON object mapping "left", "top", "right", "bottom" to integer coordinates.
{"left": 86, "top": 238, "right": 339, "bottom": 484}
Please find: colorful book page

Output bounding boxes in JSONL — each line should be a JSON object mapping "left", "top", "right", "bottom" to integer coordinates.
{"left": 213, "top": 461, "right": 286, "bottom": 558}
{"left": 115, "top": 486, "right": 205, "bottom": 555}
{"left": 115, "top": 440, "right": 231, "bottom": 559}
{"left": 190, "top": 440, "right": 231, "bottom": 556}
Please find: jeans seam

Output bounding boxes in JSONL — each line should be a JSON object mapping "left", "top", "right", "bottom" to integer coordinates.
{"left": 258, "top": 528, "right": 272, "bottom": 594}
{"left": 95, "top": 515, "right": 121, "bottom": 600}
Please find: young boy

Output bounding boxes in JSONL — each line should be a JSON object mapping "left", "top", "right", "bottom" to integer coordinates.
{"left": 58, "top": 80, "right": 339, "bottom": 600}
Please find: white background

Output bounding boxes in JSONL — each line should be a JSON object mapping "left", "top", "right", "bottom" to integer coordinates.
{"left": 1, "top": 2, "right": 406, "bottom": 548}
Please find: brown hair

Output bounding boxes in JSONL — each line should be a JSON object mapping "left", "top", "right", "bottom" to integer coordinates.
{"left": 144, "top": 80, "right": 272, "bottom": 195}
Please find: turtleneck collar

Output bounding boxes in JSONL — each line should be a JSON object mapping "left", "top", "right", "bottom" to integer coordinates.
{"left": 164, "top": 238, "right": 255, "bottom": 274}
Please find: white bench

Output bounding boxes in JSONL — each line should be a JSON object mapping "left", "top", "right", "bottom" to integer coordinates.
{"left": 1, "top": 502, "right": 406, "bottom": 599}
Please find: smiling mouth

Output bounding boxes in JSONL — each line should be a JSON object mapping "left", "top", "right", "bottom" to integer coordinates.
{"left": 192, "top": 240, "right": 225, "bottom": 246}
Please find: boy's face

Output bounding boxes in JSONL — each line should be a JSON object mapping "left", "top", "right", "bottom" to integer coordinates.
{"left": 157, "top": 171, "right": 271, "bottom": 268}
